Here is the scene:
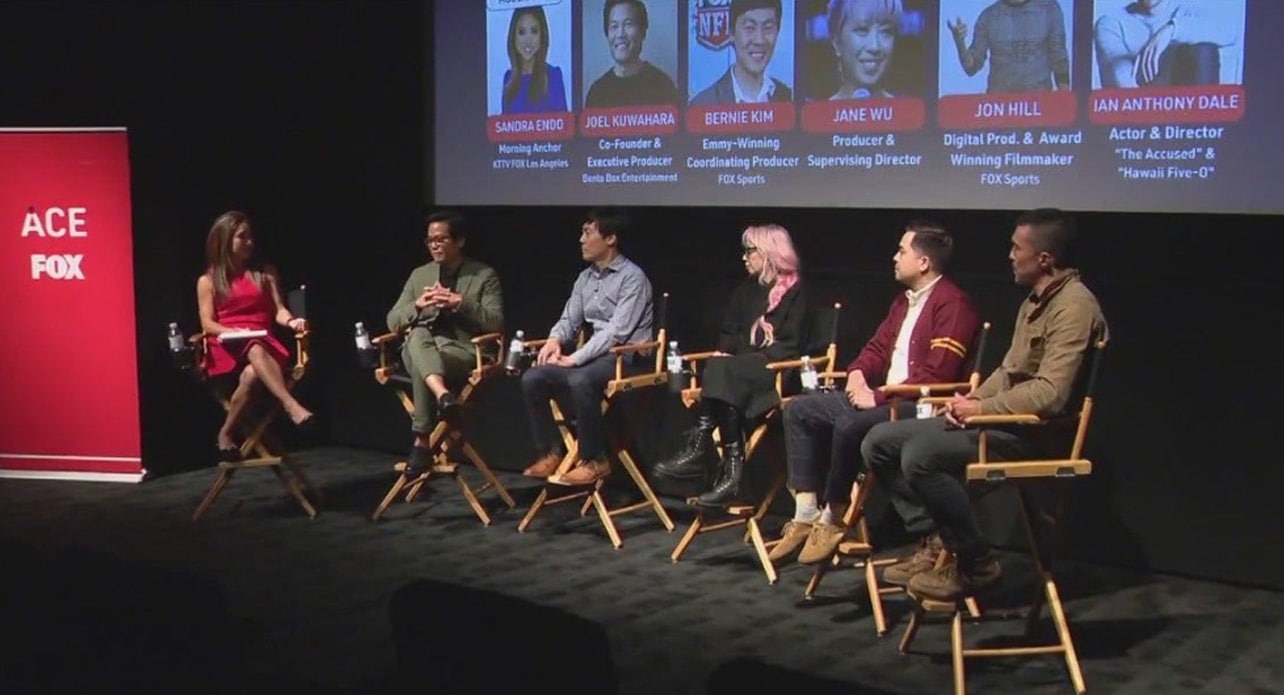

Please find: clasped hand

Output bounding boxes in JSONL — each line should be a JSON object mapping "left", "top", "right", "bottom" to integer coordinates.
{"left": 536, "top": 339, "right": 575, "bottom": 367}
{"left": 415, "top": 282, "right": 461, "bottom": 311}
{"left": 941, "top": 394, "right": 981, "bottom": 428}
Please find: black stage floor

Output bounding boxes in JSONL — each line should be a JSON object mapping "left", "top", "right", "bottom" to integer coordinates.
{"left": 2, "top": 446, "right": 1280, "bottom": 694}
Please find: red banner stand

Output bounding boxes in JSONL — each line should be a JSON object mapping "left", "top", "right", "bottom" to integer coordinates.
{"left": 0, "top": 128, "right": 144, "bottom": 482}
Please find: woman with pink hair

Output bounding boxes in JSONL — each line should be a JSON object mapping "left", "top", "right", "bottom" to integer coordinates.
{"left": 654, "top": 224, "right": 807, "bottom": 507}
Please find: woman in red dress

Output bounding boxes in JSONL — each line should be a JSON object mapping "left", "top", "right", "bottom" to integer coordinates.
{"left": 196, "top": 211, "right": 313, "bottom": 459}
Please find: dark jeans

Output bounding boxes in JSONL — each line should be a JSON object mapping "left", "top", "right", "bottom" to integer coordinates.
{"left": 860, "top": 417, "right": 1038, "bottom": 560}
{"left": 520, "top": 354, "right": 620, "bottom": 462}
{"left": 1147, "top": 42, "right": 1221, "bottom": 87}
{"left": 782, "top": 389, "right": 916, "bottom": 504}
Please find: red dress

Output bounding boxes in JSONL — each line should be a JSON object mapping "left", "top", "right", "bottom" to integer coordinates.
{"left": 205, "top": 271, "right": 291, "bottom": 377}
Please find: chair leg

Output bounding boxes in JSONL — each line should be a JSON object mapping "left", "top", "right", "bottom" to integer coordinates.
{"left": 271, "top": 464, "right": 318, "bottom": 519}
{"left": 899, "top": 602, "right": 925, "bottom": 653}
{"left": 745, "top": 517, "right": 778, "bottom": 584}
{"left": 615, "top": 448, "right": 675, "bottom": 532}
{"left": 455, "top": 472, "right": 491, "bottom": 526}
{"left": 461, "top": 441, "right": 516, "bottom": 509}
{"left": 192, "top": 464, "right": 236, "bottom": 521}
{"left": 950, "top": 610, "right": 966, "bottom": 695}
{"left": 372, "top": 470, "right": 412, "bottom": 521}
{"left": 671, "top": 510, "right": 705, "bottom": 562}
{"left": 588, "top": 487, "right": 623, "bottom": 549}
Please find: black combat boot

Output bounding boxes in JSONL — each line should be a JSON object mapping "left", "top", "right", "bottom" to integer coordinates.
{"left": 653, "top": 414, "right": 717, "bottom": 480}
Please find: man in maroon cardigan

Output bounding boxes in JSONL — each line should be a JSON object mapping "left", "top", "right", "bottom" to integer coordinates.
{"left": 770, "top": 220, "right": 981, "bottom": 565}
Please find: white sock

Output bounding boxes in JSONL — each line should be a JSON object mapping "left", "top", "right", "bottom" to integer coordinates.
{"left": 794, "top": 491, "right": 820, "bottom": 523}
{"left": 819, "top": 506, "right": 834, "bottom": 525}
{"left": 821, "top": 504, "right": 850, "bottom": 526}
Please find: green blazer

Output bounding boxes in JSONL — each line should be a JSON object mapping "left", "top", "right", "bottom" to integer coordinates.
{"left": 386, "top": 257, "right": 504, "bottom": 341}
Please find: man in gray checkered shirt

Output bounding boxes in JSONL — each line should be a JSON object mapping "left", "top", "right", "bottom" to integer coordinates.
{"left": 947, "top": 0, "right": 1071, "bottom": 93}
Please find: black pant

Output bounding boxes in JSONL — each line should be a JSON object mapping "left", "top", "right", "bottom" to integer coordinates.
{"left": 860, "top": 417, "right": 1037, "bottom": 560}
{"left": 782, "top": 389, "right": 915, "bottom": 504}
{"left": 520, "top": 354, "right": 619, "bottom": 461}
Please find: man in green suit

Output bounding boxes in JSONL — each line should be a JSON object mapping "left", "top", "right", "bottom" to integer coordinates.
{"left": 387, "top": 211, "right": 504, "bottom": 474}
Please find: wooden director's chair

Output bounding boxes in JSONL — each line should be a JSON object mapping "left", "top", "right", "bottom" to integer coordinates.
{"left": 191, "top": 286, "right": 320, "bottom": 521}
{"left": 516, "top": 294, "right": 676, "bottom": 549}
{"left": 897, "top": 333, "right": 1107, "bottom": 695}
{"left": 670, "top": 302, "right": 843, "bottom": 584}
{"left": 803, "top": 323, "right": 991, "bottom": 636}
{"left": 369, "top": 330, "right": 516, "bottom": 526}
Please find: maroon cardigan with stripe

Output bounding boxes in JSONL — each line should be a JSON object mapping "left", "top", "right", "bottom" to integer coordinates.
{"left": 846, "top": 276, "right": 981, "bottom": 405}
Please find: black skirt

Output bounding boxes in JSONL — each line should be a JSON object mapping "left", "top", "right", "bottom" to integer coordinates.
{"left": 700, "top": 352, "right": 779, "bottom": 421}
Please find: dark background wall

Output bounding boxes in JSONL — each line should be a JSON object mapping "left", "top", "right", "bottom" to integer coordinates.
{"left": 3, "top": 1, "right": 1278, "bottom": 589}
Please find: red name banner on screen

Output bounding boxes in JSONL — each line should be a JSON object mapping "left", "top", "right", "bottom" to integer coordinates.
{"left": 486, "top": 112, "right": 576, "bottom": 142}
{"left": 1088, "top": 85, "right": 1246, "bottom": 125}
{"left": 685, "top": 103, "right": 797, "bottom": 134}
{"left": 579, "top": 106, "right": 681, "bottom": 137}
{"left": 938, "top": 91, "right": 1077, "bottom": 130}
{"left": 0, "top": 128, "right": 143, "bottom": 482}
{"left": 801, "top": 97, "right": 926, "bottom": 133}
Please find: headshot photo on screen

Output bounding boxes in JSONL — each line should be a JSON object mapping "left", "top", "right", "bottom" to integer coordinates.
{"left": 486, "top": 2, "right": 573, "bottom": 116}
{"left": 689, "top": 0, "right": 796, "bottom": 106}
{"left": 798, "top": 0, "right": 929, "bottom": 101}
{"left": 938, "top": 0, "right": 1073, "bottom": 96}
{"left": 583, "top": 0, "right": 680, "bottom": 108}
{"left": 1091, "top": 0, "right": 1244, "bottom": 89}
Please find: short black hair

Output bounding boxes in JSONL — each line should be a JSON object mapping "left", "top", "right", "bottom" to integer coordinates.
{"left": 904, "top": 219, "right": 954, "bottom": 272}
{"left": 603, "top": 0, "right": 648, "bottom": 35}
{"left": 586, "top": 207, "right": 631, "bottom": 242}
{"left": 1015, "top": 208, "right": 1077, "bottom": 268}
{"left": 731, "top": 0, "right": 782, "bottom": 26}
{"left": 426, "top": 210, "right": 466, "bottom": 241}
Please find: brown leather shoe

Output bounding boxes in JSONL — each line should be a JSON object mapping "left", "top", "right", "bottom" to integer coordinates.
{"left": 523, "top": 452, "right": 561, "bottom": 478}
{"left": 767, "top": 521, "right": 814, "bottom": 562}
{"left": 798, "top": 522, "right": 848, "bottom": 565}
{"left": 907, "top": 555, "right": 1002, "bottom": 601}
{"left": 556, "top": 459, "right": 611, "bottom": 485}
{"left": 883, "top": 533, "right": 944, "bottom": 586}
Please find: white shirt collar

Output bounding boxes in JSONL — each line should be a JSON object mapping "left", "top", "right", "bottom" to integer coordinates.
{"left": 905, "top": 275, "right": 942, "bottom": 306}
{"left": 731, "top": 67, "right": 775, "bottom": 103}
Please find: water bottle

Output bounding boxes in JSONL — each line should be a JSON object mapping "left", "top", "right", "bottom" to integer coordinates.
{"left": 800, "top": 355, "right": 819, "bottom": 392}
{"left": 355, "top": 322, "right": 376, "bottom": 368}
{"left": 505, "top": 330, "right": 526, "bottom": 374}
{"left": 666, "top": 340, "right": 682, "bottom": 374}
{"left": 167, "top": 322, "right": 183, "bottom": 352}
{"left": 167, "top": 322, "right": 191, "bottom": 370}
{"left": 916, "top": 385, "right": 935, "bottom": 419}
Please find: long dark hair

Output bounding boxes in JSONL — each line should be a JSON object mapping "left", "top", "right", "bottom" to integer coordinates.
{"left": 503, "top": 7, "right": 550, "bottom": 109}
{"left": 204, "top": 210, "right": 264, "bottom": 300}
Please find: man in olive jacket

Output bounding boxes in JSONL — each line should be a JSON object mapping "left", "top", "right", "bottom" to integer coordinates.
{"left": 387, "top": 211, "right": 504, "bottom": 474}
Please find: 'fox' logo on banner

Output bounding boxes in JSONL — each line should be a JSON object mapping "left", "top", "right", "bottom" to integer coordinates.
{"left": 692, "top": 0, "right": 732, "bottom": 51}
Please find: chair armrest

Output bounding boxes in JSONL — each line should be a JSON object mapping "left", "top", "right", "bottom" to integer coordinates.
{"left": 880, "top": 382, "right": 971, "bottom": 397}
{"left": 610, "top": 339, "right": 661, "bottom": 356}
{"left": 187, "top": 333, "right": 208, "bottom": 345}
{"left": 817, "top": 370, "right": 848, "bottom": 381}
{"left": 765, "top": 355, "right": 833, "bottom": 371}
{"left": 372, "top": 332, "right": 400, "bottom": 346}
{"left": 471, "top": 332, "right": 503, "bottom": 345}
{"left": 293, "top": 330, "right": 310, "bottom": 340}
{"left": 522, "top": 337, "right": 552, "bottom": 350}
{"left": 963, "top": 414, "right": 1043, "bottom": 426}
{"left": 681, "top": 351, "right": 722, "bottom": 364}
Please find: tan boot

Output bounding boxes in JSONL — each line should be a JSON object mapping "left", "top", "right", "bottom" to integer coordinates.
{"left": 798, "top": 522, "right": 848, "bottom": 565}
{"left": 883, "top": 533, "right": 944, "bottom": 586}
{"left": 907, "top": 554, "right": 1002, "bottom": 601}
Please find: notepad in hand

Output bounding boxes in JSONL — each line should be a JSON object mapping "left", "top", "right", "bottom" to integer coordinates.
{"left": 219, "top": 329, "right": 269, "bottom": 342}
